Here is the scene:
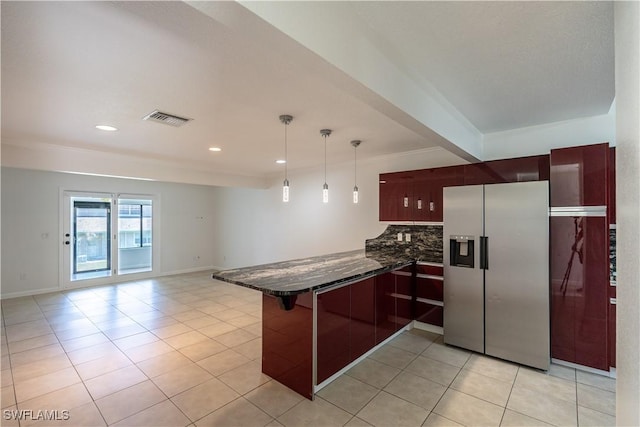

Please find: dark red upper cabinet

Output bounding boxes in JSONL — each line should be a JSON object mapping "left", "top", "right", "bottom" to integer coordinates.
{"left": 412, "top": 169, "right": 433, "bottom": 222}
{"left": 609, "top": 147, "right": 616, "bottom": 223}
{"left": 550, "top": 143, "right": 609, "bottom": 207}
{"left": 379, "top": 171, "right": 415, "bottom": 221}
{"left": 464, "top": 155, "right": 550, "bottom": 186}
{"left": 430, "top": 166, "right": 464, "bottom": 222}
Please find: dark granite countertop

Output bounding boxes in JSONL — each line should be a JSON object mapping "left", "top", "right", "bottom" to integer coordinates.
{"left": 211, "top": 249, "right": 416, "bottom": 296}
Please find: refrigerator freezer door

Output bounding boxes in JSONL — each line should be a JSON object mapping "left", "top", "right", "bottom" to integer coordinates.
{"left": 443, "top": 185, "right": 484, "bottom": 353}
{"left": 484, "top": 181, "right": 550, "bottom": 370}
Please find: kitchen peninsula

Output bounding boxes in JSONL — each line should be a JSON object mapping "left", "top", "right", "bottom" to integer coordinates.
{"left": 212, "top": 225, "right": 444, "bottom": 399}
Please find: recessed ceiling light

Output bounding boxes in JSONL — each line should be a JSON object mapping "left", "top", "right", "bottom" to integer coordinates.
{"left": 209, "top": 147, "right": 222, "bottom": 152}
{"left": 96, "top": 125, "right": 118, "bottom": 131}
{"left": 276, "top": 159, "right": 286, "bottom": 164}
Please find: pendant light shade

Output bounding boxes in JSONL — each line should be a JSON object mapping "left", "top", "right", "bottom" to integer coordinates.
{"left": 279, "top": 115, "right": 293, "bottom": 202}
{"left": 320, "top": 129, "right": 332, "bottom": 203}
{"left": 351, "top": 140, "right": 361, "bottom": 204}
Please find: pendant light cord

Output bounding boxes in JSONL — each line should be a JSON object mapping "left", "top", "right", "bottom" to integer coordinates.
{"left": 354, "top": 145, "right": 357, "bottom": 186}
{"left": 324, "top": 134, "right": 327, "bottom": 184}
{"left": 284, "top": 122, "right": 288, "bottom": 181}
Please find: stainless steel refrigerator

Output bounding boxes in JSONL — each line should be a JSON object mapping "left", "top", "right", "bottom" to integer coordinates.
{"left": 443, "top": 181, "right": 550, "bottom": 370}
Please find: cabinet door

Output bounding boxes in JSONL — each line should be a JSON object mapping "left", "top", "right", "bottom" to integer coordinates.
{"left": 375, "top": 272, "right": 397, "bottom": 344}
{"left": 412, "top": 170, "right": 432, "bottom": 222}
{"left": 550, "top": 143, "right": 609, "bottom": 207}
{"left": 550, "top": 216, "right": 609, "bottom": 370}
{"left": 464, "top": 155, "right": 549, "bottom": 186}
{"left": 350, "top": 277, "right": 376, "bottom": 362}
{"left": 609, "top": 147, "right": 616, "bottom": 223}
{"left": 430, "top": 166, "right": 464, "bottom": 221}
{"left": 316, "top": 285, "right": 350, "bottom": 384}
{"left": 379, "top": 172, "right": 414, "bottom": 221}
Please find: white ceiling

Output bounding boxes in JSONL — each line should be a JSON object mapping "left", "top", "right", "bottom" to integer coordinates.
{"left": 1, "top": 1, "right": 615, "bottom": 186}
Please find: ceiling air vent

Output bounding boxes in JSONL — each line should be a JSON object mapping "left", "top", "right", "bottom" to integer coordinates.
{"left": 142, "top": 110, "right": 192, "bottom": 127}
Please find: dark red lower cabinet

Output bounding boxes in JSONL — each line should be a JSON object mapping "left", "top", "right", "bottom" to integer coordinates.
{"left": 375, "top": 272, "right": 397, "bottom": 344}
{"left": 316, "top": 285, "right": 350, "bottom": 384}
{"left": 262, "top": 293, "right": 313, "bottom": 399}
{"left": 550, "top": 216, "right": 609, "bottom": 370}
{"left": 350, "top": 277, "right": 376, "bottom": 362}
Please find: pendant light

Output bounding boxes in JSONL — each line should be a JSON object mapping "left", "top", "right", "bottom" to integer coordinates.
{"left": 279, "top": 115, "right": 293, "bottom": 202}
{"left": 320, "top": 129, "right": 332, "bottom": 203}
{"left": 351, "top": 140, "right": 361, "bottom": 203}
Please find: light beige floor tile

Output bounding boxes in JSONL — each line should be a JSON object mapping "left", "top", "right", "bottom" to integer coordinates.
{"left": 404, "top": 355, "right": 461, "bottom": 387}
{"left": 226, "top": 314, "right": 261, "bottom": 328}
{"left": 242, "top": 323, "right": 263, "bottom": 337}
{"left": 387, "top": 331, "right": 435, "bottom": 354}
{"left": 197, "top": 349, "right": 251, "bottom": 376}
{"left": 54, "top": 324, "right": 102, "bottom": 341}
{"left": 277, "top": 396, "right": 352, "bottom": 427}
{"left": 357, "top": 391, "right": 429, "bottom": 427}
{"left": 515, "top": 366, "right": 576, "bottom": 403}
{"left": 212, "top": 309, "right": 246, "bottom": 321}
{"left": 500, "top": 409, "right": 552, "bottom": 426}
{"left": 547, "top": 363, "right": 576, "bottom": 382}
{"left": 137, "top": 350, "right": 193, "bottom": 378}
{"left": 451, "top": 369, "right": 514, "bottom": 406}
{"left": 135, "top": 316, "right": 179, "bottom": 330}
{"left": 182, "top": 316, "right": 220, "bottom": 330}
{"left": 384, "top": 371, "right": 447, "bottom": 411}
{"left": 152, "top": 363, "right": 213, "bottom": 397}
{"left": 103, "top": 324, "right": 148, "bottom": 340}
{"left": 507, "top": 384, "right": 577, "bottom": 426}
{"left": 18, "top": 383, "right": 92, "bottom": 415}
{"left": 317, "top": 374, "right": 379, "bottom": 415}
{"left": 172, "top": 310, "right": 206, "bottom": 322}
{"left": 218, "top": 360, "right": 270, "bottom": 395}
{"left": 214, "top": 329, "right": 258, "bottom": 348}
{"left": 347, "top": 358, "right": 401, "bottom": 389}
{"left": 233, "top": 338, "right": 262, "bottom": 360}
{"left": 1, "top": 369, "right": 13, "bottom": 388}
{"left": 463, "top": 354, "right": 519, "bottom": 383}
{"left": 5, "top": 320, "right": 53, "bottom": 343}
{"left": 433, "top": 389, "right": 504, "bottom": 427}
{"left": 2, "top": 385, "right": 16, "bottom": 409}
{"left": 67, "top": 341, "right": 122, "bottom": 365}
{"left": 422, "top": 342, "right": 472, "bottom": 368}
{"left": 122, "top": 340, "right": 175, "bottom": 363}
{"left": 111, "top": 399, "right": 191, "bottom": 427}
{"left": 7, "top": 334, "right": 59, "bottom": 355}
{"left": 245, "top": 380, "right": 304, "bottom": 418}
{"left": 95, "top": 380, "right": 166, "bottom": 425}
{"left": 368, "top": 343, "right": 417, "bottom": 369}
{"left": 577, "top": 383, "right": 615, "bottom": 416}
{"left": 151, "top": 323, "right": 194, "bottom": 339}
{"left": 84, "top": 365, "right": 148, "bottom": 400}
{"left": 345, "top": 416, "right": 373, "bottom": 427}
{"left": 164, "top": 331, "right": 209, "bottom": 349}
{"left": 59, "top": 332, "right": 109, "bottom": 353}
{"left": 171, "top": 377, "right": 240, "bottom": 422}
{"left": 576, "top": 370, "right": 616, "bottom": 392}
{"left": 578, "top": 405, "right": 616, "bottom": 426}
{"left": 198, "top": 322, "right": 237, "bottom": 338}
{"left": 13, "top": 366, "right": 81, "bottom": 403}
{"left": 12, "top": 354, "right": 72, "bottom": 382}
{"left": 422, "top": 413, "right": 463, "bottom": 427}
{"left": 179, "top": 339, "right": 228, "bottom": 362}
{"left": 196, "top": 397, "right": 273, "bottom": 427}
{"left": 75, "top": 351, "right": 132, "bottom": 381}
{"left": 24, "top": 401, "right": 106, "bottom": 427}
{"left": 113, "top": 331, "right": 159, "bottom": 351}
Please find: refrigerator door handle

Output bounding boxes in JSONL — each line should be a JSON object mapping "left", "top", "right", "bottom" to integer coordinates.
{"left": 480, "top": 236, "right": 489, "bottom": 270}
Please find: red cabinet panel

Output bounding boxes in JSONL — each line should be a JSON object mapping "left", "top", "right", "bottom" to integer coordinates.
{"left": 609, "top": 147, "right": 616, "bottom": 223}
{"left": 262, "top": 293, "right": 313, "bottom": 399}
{"left": 550, "top": 143, "right": 609, "bottom": 207}
{"left": 375, "top": 272, "right": 397, "bottom": 344}
{"left": 316, "top": 286, "right": 351, "bottom": 384}
{"left": 415, "top": 264, "right": 444, "bottom": 276}
{"left": 430, "top": 166, "right": 464, "bottom": 221}
{"left": 379, "top": 172, "right": 415, "bottom": 221}
{"left": 395, "top": 273, "right": 413, "bottom": 327}
{"left": 351, "top": 277, "right": 376, "bottom": 362}
{"left": 416, "top": 277, "right": 443, "bottom": 302}
{"left": 415, "top": 303, "right": 443, "bottom": 327}
{"left": 550, "top": 216, "right": 609, "bottom": 370}
{"left": 464, "top": 155, "right": 549, "bottom": 185}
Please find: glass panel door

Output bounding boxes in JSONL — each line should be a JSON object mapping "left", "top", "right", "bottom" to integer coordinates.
{"left": 73, "top": 201, "right": 111, "bottom": 275}
{"left": 117, "top": 198, "right": 152, "bottom": 274}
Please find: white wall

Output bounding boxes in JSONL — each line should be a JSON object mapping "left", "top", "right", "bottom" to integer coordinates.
{"left": 1, "top": 147, "right": 465, "bottom": 298}
{"left": 482, "top": 112, "right": 615, "bottom": 160}
{"left": 0, "top": 167, "right": 222, "bottom": 298}
{"left": 212, "top": 147, "right": 466, "bottom": 268}
{"left": 614, "top": 1, "right": 640, "bottom": 424}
